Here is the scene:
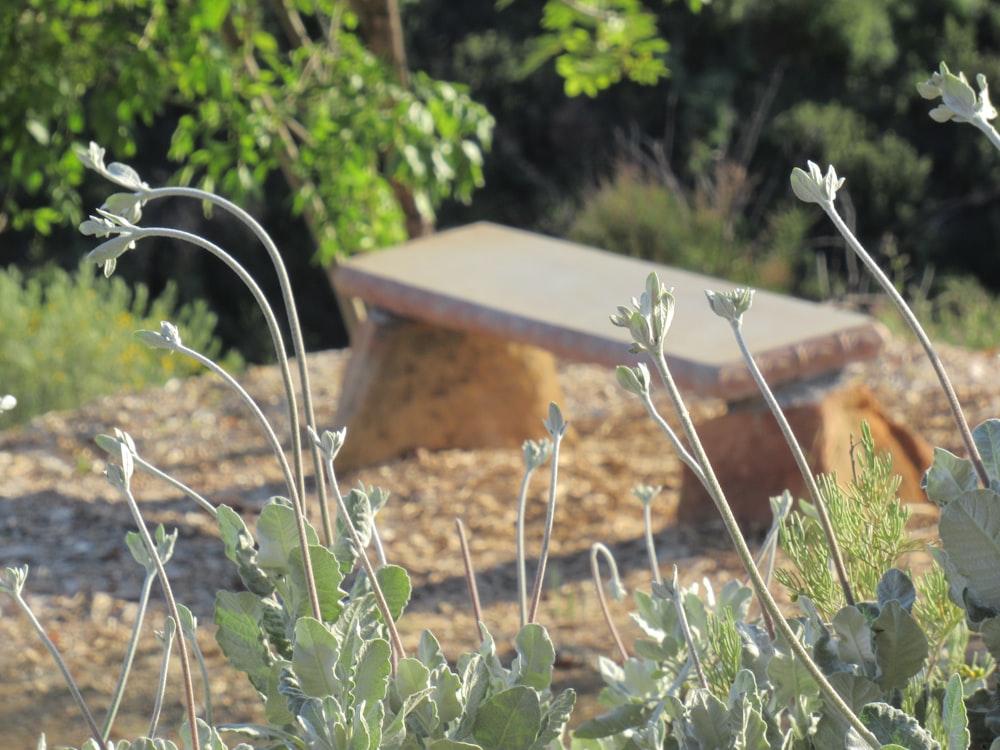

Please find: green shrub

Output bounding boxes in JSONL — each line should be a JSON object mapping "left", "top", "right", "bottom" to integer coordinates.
{"left": 0, "top": 262, "right": 240, "bottom": 425}
{"left": 902, "top": 275, "right": 1000, "bottom": 351}
{"left": 562, "top": 161, "right": 813, "bottom": 294}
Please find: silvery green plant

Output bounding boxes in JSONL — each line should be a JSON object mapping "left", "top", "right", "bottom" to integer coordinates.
{"left": 2, "top": 145, "right": 578, "bottom": 750}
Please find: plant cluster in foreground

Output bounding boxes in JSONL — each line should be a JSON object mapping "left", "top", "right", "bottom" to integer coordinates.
{"left": 5, "top": 58, "right": 1000, "bottom": 750}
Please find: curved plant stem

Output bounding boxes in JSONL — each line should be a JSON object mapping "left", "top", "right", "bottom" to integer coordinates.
{"left": 145, "top": 186, "right": 333, "bottom": 545}
{"left": 456, "top": 518, "right": 485, "bottom": 645}
{"left": 8, "top": 589, "right": 103, "bottom": 743}
{"left": 515, "top": 456, "right": 545, "bottom": 628}
{"left": 132, "top": 453, "right": 217, "bottom": 518}
{"left": 528, "top": 419, "right": 567, "bottom": 624}
{"left": 660, "top": 567, "right": 708, "bottom": 691}
{"left": 590, "top": 543, "right": 629, "bottom": 662}
{"left": 820, "top": 202, "right": 988, "bottom": 489}
{"left": 102, "top": 568, "right": 156, "bottom": 740}
{"left": 318, "top": 451, "right": 406, "bottom": 668}
{"left": 640, "top": 497, "right": 662, "bottom": 586}
{"left": 147, "top": 616, "right": 175, "bottom": 739}
{"left": 728, "top": 321, "right": 855, "bottom": 607}
{"left": 173, "top": 341, "right": 321, "bottom": 621}
{"left": 119, "top": 482, "right": 200, "bottom": 750}
{"left": 128, "top": 226, "right": 322, "bottom": 620}
{"left": 649, "top": 348, "right": 881, "bottom": 749}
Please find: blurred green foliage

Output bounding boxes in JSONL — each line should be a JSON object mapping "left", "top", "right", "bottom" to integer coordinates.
{"left": 0, "top": 263, "right": 240, "bottom": 425}
{"left": 1, "top": 0, "right": 493, "bottom": 263}
{"left": 561, "top": 160, "right": 812, "bottom": 293}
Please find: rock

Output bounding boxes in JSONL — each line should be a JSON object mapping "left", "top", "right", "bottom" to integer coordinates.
{"left": 333, "top": 316, "right": 563, "bottom": 470}
{"left": 676, "top": 382, "right": 935, "bottom": 528}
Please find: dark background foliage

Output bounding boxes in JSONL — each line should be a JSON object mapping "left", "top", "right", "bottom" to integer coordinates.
{"left": 5, "top": 0, "right": 1000, "bottom": 362}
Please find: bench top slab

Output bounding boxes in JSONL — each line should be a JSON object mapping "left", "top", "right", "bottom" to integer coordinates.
{"left": 334, "top": 222, "right": 887, "bottom": 400}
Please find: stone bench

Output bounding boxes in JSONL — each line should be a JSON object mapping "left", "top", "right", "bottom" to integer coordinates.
{"left": 331, "top": 222, "right": 932, "bottom": 525}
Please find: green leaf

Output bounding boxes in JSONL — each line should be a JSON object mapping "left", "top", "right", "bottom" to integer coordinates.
{"left": 376, "top": 564, "right": 411, "bottom": 620}
{"left": 876, "top": 568, "right": 916, "bottom": 611}
{"left": 573, "top": 702, "right": 653, "bottom": 740}
{"left": 685, "top": 689, "right": 732, "bottom": 747}
{"left": 257, "top": 500, "right": 318, "bottom": 574}
{"left": 939, "top": 489, "right": 1000, "bottom": 609}
{"left": 975, "top": 419, "right": 1000, "bottom": 488}
{"left": 428, "top": 741, "right": 481, "bottom": 749}
{"left": 814, "top": 672, "right": 883, "bottom": 749}
{"left": 981, "top": 617, "right": 1000, "bottom": 662}
{"left": 860, "top": 702, "right": 939, "bottom": 749}
{"left": 353, "top": 637, "right": 392, "bottom": 708}
{"left": 942, "top": 673, "right": 970, "bottom": 750}
{"left": 472, "top": 686, "right": 541, "bottom": 750}
{"left": 871, "top": 601, "right": 928, "bottom": 691}
{"left": 512, "top": 623, "right": 556, "bottom": 690}
{"left": 833, "top": 605, "right": 876, "bottom": 671}
{"left": 214, "top": 590, "right": 271, "bottom": 692}
{"left": 767, "top": 639, "right": 818, "bottom": 707}
{"left": 289, "top": 544, "right": 344, "bottom": 623}
{"left": 292, "top": 616, "right": 340, "bottom": 698}
{"left": 198, "top": 0, "right": 230, "bottom": 31}
{"left": 923, "top": 448, "right": 979, "bottom": 505}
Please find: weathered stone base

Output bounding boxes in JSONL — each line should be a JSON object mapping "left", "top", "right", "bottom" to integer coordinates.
{"left": 676, "top": 383, "right": 934, "bottom": 528}
{"left": 333, "top": 315, "right": 563, "bottom": 470}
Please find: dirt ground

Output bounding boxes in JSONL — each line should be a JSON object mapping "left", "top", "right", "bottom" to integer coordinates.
{"left": 0, "top": 340, "right": 995, "bottom": 748}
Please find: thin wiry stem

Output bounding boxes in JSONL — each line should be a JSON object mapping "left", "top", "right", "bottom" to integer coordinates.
{"left": 528, "top": 416, "right": 567, "bottom": 624}
{"left": 515, "top": 456, "right": 545, "bottom": 628}
{"left": 648, "top": 347, "right": 880, "bottom": 748}
{"left": 102, "top": 568, "right": 156, "bottom": 740}
{"left": 145, "top": 185, "right": 333, "bottom": 545}
{"left": 590, "top": 543, "right": 628, "bottom": 662}
{"left": 7, "top": 587, "right": 103, "bottom": 743}
{"left": 659, "top": 568, "right": 708, "bottom": 691}
{"left": 117, "top": 481, "right": 200, "bottom": 750}
{"left": 728, "top": 320, "right": 855, "bottom": 607}
{"left": 147, "top": 617, "right": 175, "bottom": 739}
{"left": 131, "top": 453, "right": 217, "bottom": 518}
{"left": 819, "top": 203, "right": 988, "bottom": 489}
{"left": 173, "top": 341, "right": 321, "bottom": 621}
{"left": 456, "top": 519, "right": 485, "bottom": 645}
{"left": 317, "top": 449, "right": 406, "bottom": 668}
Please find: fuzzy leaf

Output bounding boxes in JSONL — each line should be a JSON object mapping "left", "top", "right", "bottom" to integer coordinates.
{"left": 876, "top": 568, "right": 916, "bottom": 611}
{"left": 292, "top": 616, "right": 340, "bottom": 697}
{"left": 814, "top": 672, "right": 883, "bottom": 749}
{"left": 978, "top": 617, "right": 1000, "bottom": 662}
{"left": 833, "top": 606, "right": 876, "bottom": 671}
{"left": 871, "top": 601, "right": 928, "bottom": 691}
{"left": 257, "top": 500, "right": 319, "bottom": 575}
{"left": 573, "top": 703, "right": 654, "bottom": 740}
{"left": 214, "top": 590, "right": 271, "bottom": 692}
{"left": 974, "top": 419, "right": 1000, "bottom": 488}
{"left": 684, "top": 689, "right": 731, "bottom": 747}
{"left": 942, "top": 673, "right": 970, "bottom": 750}
{"left": 217, "top": 504, "right": 273, "bottom": 596}
{"left": 860, "top": 702, "right": 939, "bottom": 749}
{"left": 939, "top": 489, "right": 1000, "bottom": 609}
{"left": 512, "top": 623, "right": 556, "bottom": 691}
{"left": 353, "top": 637, "right": 392, "bottom": 708}
{"left": 533, "top": 689, "right": 576, "bottom": 750}
{"left": 427, "top": 742, "right": 481, "bottom": 749}
{"left": 472, "top": 686, "right": 541, "bottom": 750}
{"left": 767, "top": 640, "right": 818, "bottom": 707}
{"left": 923, "top": 448, "right": 979, "bottom": 505}
{"left": 376, "top": 564, "right": 411, "bottom": 620}
{"left": 289, "top": 544, "right": 344, "bottom": 623}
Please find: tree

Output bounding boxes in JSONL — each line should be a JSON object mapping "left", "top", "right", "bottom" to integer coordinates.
{"left": 1, "top": 0, "right": 493, "bottom": 266}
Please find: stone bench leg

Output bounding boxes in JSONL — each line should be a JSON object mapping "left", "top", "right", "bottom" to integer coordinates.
{"left": 333, "top": 312, "right": 563, "bottom": 470}
{"left": 676, "top": 380, "right": 934, "bottom": 529}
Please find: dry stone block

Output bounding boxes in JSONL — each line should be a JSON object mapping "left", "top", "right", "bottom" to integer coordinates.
{"left": 333, "top": 316, "right": 563, "bottom": 470}
{"left": 677, "top": 382, "right": 935, "bottom": 528}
